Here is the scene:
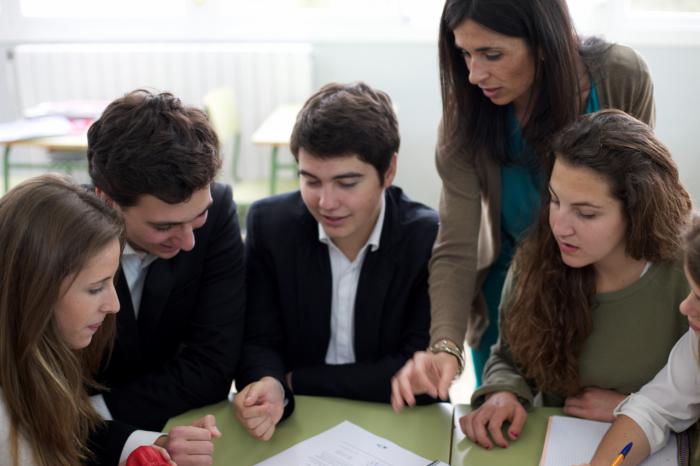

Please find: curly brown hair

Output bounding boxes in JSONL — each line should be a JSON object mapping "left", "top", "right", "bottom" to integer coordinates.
{"left": 504, "top": 110, "right": 692, "bottom": 396}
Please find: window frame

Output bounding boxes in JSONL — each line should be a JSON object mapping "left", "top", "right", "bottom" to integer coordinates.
{"left": 0, "top": 0, "right": 443, "bottom": 43}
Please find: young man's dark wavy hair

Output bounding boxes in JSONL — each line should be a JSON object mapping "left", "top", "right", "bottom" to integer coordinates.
{"left": 290, "top": 81, "right": 399, "bottom": 184}
{"left": 87, "top": 89, "right": 221, "bottom": 207}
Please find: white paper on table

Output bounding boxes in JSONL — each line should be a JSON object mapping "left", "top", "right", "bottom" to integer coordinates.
{"left": 255, "top": 420, "right": 448, "bottom": 466}
{"left": 540, "top": 415, "right": 677, "bottom": 466}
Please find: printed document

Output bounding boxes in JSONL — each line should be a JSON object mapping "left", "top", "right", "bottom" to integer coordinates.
{"left": 255, "top": 421, "right": 447, "bottom": 466}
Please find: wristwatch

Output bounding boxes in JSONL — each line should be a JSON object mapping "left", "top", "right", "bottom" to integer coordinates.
{"left": 429, "top": 338, "right": 465, "bottom": 376}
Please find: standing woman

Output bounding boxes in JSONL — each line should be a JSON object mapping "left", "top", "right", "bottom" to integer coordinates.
{"left": 392, "top": 0, "right": 655, "bottom": 405}
{"left": 0, "top": 175, "right": 169, "bottom": 466}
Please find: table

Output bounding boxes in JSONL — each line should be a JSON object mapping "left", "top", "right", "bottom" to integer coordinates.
{"left": 251, "top": 104, "right": 302, "bottom": 195}
{"left": 451, "top": 405, "right": 698, "bottom": 466}
{"left": 2, "top": 133, "right": 88, "bottom": 192}
{"left": 165, "top": 395, "right": 453, "bottom": 465}
{"left": 451, "top": 405, "right": 562, "bottom": 465}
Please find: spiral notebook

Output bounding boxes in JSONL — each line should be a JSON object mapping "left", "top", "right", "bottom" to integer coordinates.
{"left": 540, "top": 415, "right": 681, "bottom": 466}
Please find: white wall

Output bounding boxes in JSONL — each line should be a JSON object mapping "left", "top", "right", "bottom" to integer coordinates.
{"left": 0, "top": 40, "right": 698, "bottom": 207}
{"left": 313, "top": 41, "right": 700, "bottom": 208}
{"left": 313, "top": 42, "right": 442, "bottom": 207}
{"left": 639, "top": 45, "right": 700, "bottom": 205}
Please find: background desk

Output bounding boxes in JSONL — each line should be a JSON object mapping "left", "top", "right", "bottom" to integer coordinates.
{"left": 166, "top": 395, "right": 452, "bottom": 465}
{"left": 2, "top": 133, "right": 88, "bottom": 192}
{"left": 251, "top": 104, "right": 301, "bottom": 195}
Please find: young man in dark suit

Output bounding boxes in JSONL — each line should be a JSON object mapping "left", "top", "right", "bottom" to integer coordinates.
{"left": 87, "top": 89, "right": 244, "bottom": 464}
{"left": 233, "top": 82, "right": 438, "bottom": 440}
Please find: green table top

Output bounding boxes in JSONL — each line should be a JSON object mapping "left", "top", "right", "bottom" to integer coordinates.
{"left": 165, "top": 395, "right": 453, "bottom": 465}
{"left": 451, "top": 405, "right": 563, "bottom": 466}
{"left": 452, "top": 405, "right": 699, "bottom": 466}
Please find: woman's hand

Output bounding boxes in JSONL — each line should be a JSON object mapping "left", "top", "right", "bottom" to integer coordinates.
{"left": 564, "top": 387, "right": 625, "bottom": 422}
{"left": 390, "top": 351, "right": 458, "bottom": 411}
{"left": 460, "top": 391, "right": 528, "bottom": 449}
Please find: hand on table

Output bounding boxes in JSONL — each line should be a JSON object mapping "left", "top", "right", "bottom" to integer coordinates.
{"left": 564, "top": 387, "right": 625, "bottom": 422}
{"left": 460, "top": 391, "right": 528, "bottom": 449}
{"left": 233, "top": 376, "right": 285, "bottom": 441}
{"left": 390, "top": 351, "right": 458, "bottom": 411}
{"left": 156, "top": 414, "right": 220, "bottom": 466}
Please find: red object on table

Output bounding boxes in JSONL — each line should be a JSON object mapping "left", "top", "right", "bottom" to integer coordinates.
{"left": 125, "top": 445, "right": 170, "bottom": 466}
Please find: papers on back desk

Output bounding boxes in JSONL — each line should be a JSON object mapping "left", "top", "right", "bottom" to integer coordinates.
{"left": 540, "top": 415, "right": 677, "bottom": 466}
{"left": 255, "top": 421, "right": 447, "bottom": 466}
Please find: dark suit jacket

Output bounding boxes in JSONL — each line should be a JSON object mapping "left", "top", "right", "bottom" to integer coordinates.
{"left": 86, "top": 421, "right": 135, "bottom": 466}
{"left": 236, "top": 186, "right": 437, "bottom": 417}
{"left": 96, "top": 182, "right": 245, "bottom": 431}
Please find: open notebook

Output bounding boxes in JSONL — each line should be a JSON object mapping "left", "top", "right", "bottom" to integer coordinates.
{"left": 540, "top": 416, "right": 680, "bottom": 466}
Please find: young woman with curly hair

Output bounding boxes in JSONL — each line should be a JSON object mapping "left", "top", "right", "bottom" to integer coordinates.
{"left": 461, "top": 110, "right": 692, "bottom": 450}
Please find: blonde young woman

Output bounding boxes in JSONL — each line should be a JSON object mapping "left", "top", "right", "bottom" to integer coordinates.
{"left": 0, "top": 175, "right": 204, "bottom": 466}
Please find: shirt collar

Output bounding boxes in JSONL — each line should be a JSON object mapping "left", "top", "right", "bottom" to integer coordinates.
{"left": 122, "top": 241, "right": 158, "bottom": 266}
{"left": 318, "top": 191, "right": 385, "bottom": 253}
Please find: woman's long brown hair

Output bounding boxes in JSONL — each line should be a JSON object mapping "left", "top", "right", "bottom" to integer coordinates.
{"left": 0, "top": 174, "right": 123, "bottom": 466}
{"left": 504, "top": 110, "right": 692, "bottom": 396}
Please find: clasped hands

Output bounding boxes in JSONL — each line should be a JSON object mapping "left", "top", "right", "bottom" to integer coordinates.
{"left": 233, "top": 376, "right": 286, "bottom": 441}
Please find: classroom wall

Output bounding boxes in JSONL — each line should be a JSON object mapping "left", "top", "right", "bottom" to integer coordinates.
{"left": 0, "top": 45, "right": 15, "bottom": 122}
{"left": 313, "top": 42, "right": 442, "bottom": 207}
{"left": 314, "top": 42, "right": 700, "bottom": 208}
{"left": 0, "top": 41, "right": 698, "bottom": 207}
{"left": 639, "top": 45, "right": 700, "bottom": 206}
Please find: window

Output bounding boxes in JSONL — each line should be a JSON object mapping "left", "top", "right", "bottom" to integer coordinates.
{"left": 21, "top": 0, "right": 185, "bottom": 18}
{"left": 220, "top": 0, "right": 443, "bottom": 37}
{"left": 629, "top": 0, "right": 700, "bottom": 12}
{"left": 221, "top": 0, "right": 401, "bottom": 18}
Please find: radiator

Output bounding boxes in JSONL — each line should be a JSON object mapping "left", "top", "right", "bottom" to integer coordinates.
{"left": 8, "top": 42, "right": 313, "bottom": 181}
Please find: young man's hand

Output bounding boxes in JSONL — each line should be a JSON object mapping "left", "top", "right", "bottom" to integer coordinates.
{"left": 155, "top": 414, "right": 220, "bottom": 466}
{"left": 233, "top": 376, "right": 285, "bottom": 441}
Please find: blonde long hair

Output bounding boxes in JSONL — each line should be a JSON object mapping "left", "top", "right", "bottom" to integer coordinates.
{"left": 0, "top": 175, "right": 123, "bottom": 465}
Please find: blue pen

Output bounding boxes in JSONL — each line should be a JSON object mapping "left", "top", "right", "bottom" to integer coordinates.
{"left": 610, "top": 442, "right": 633, "bottom": 466}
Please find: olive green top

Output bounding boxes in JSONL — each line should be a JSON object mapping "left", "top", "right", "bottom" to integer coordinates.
{"left": 471, "top": 261, "right": 689, "bottom": 409}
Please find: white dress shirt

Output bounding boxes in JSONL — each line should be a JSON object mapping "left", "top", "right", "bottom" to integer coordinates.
{"left": 120, "top": 242, "right": 158, "bottom": 317}
{"left": 319, "top": 195, "right": 385, "bottom": 365}
{"left": 90, "top": 241, "right": 162, "bottom": 462}
{"left": 614, "top": 329, "right": 700, "bottom": 453}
